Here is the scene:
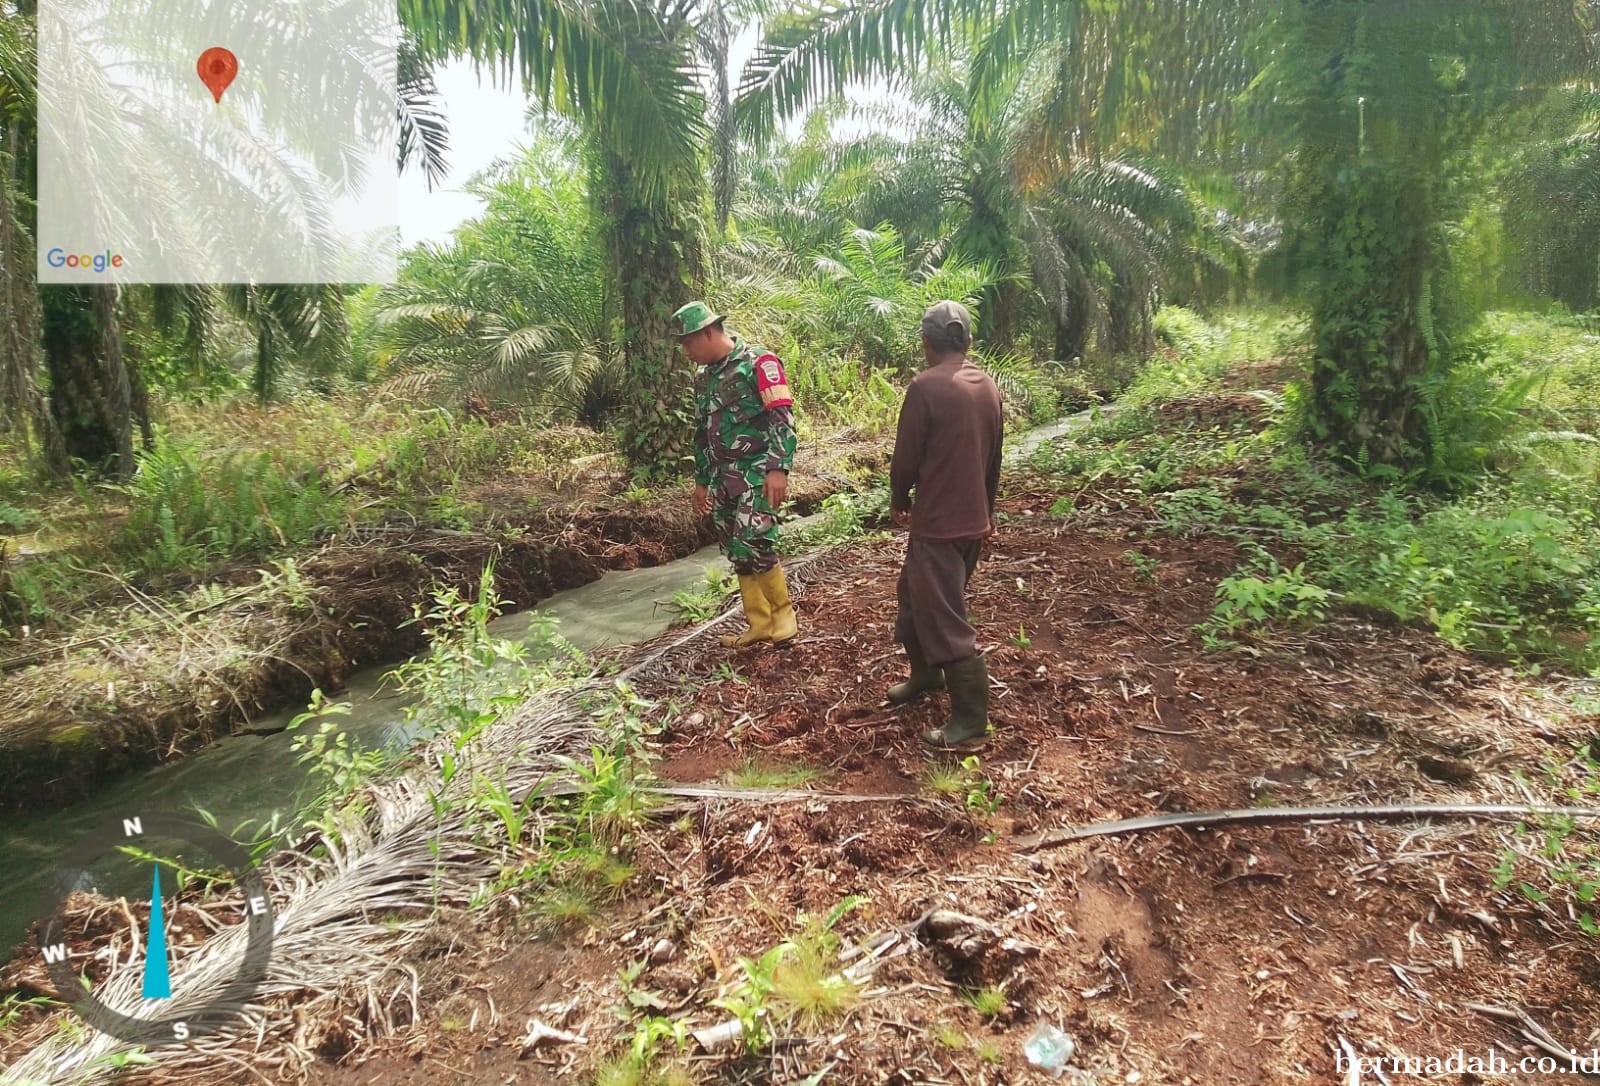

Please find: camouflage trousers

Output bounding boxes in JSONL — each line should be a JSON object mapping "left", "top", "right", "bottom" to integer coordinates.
{"left": 711, "top": 463, "right": 781, "bottom": 575}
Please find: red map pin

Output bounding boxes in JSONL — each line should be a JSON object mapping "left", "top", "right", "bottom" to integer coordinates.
{"left": 197, "top": 47, "right": 238, "bottom": 103}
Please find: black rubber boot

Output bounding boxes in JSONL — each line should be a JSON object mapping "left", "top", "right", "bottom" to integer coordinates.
{"left": 921, "top": 655, "right": 989, "bottom": 748}
{"left": 887, "top": 638, "right": 944, "bottom": 705}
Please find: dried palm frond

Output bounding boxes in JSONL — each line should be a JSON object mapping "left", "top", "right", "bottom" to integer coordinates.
{"left": 1, "top": 675, "right": 594, "bottom": 1083}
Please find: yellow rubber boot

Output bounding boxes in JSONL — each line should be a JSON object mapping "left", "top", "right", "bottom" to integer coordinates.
{"left": 756, "top": 564, "right": 798, "bottom": 644}
{"left": 720, "top": 574, "right": 773, "bottom": 647}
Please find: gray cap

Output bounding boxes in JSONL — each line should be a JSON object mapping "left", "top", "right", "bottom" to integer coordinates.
{"left": 921, "top": 299, "right": 973, "bottom": 340}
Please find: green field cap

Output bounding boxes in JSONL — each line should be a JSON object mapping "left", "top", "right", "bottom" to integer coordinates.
{"left": 672, "top": 300, "right": 725, "bottom": 336}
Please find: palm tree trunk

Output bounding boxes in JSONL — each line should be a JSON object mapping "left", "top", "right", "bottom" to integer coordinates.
{"left": 41, "top": 284, "right": 134, "bottom": 476}
{"left": 254, "top": 323, "right": 276, "bottom": 401}
{"left": 0, "top": 111, "right": 67, "bottom": 476}
{"left": 960, "top": 194, "right": 1019, "bottom": 350}
{"left": 594, "top": 145, "right": 701, "bottom": 475}
{"left": 126, "top": 341, "right": 155, "bottom": 451}
{"left": 1105, "top": 287, "right": 1152, "bottom": 357}
{"left": 1052, "top": 290, "right": 1090, "bottom": 362}
{"left": 983, "top": 280, "right": 1023, "bottom": 353}
{"left": 1, "top": 168, "right": 50, "bottom": 474}
{"left": 1548, "top": 230, "right": 1600, "bottom": 312}
{"left": 1304, "top": 168, "right": 1440, "bottom": 469}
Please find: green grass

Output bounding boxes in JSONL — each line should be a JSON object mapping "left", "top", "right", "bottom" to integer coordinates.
{"left": 669, "top": 566, "right": 735, "bottom": 625}
{"left": 1123, "top": 306, "right": 1305, "bottom": 408}
{"left": 723, "top": 756, "right": 820, "bottom": 790}
{"left": 0, "top": 994, "right": 55, "bottom": 1034}
{"left": 1482, "top": 308, "right": 1600, "bottom": 430}
{"left": 0, "top": 400, "right": 615, "bottom": 628}
{"left": 959, "top": 986, "right": 1007, "bottom": 1020}
{"left": 975, "top": 1039, "right": 1005, "bottom": 1064}
{"left": 922, "top": 761, "right": 972, "bottom": 795}
{"left": 526, "top": 882, "right": 602, "bottom": 935}
{"left": 594, "top": 1058, "right": 698, "bottom": 1086}
{"left": 561, "top": 744, "right": 657, "bottom": 848}
{"left": 1495, "top": 741, "right": 1600, "bottom": 937}
{"left": 708, "top": 898, "right": 867, "bottom": 1051}
{"left": 780, "top": 480, "right": 893, "bottom": 554}
{"left": 769, "top": 923, "right": 862, "bottom": 1030}
{"left": 576, "top": 851, "right": 637, "bottom": 900}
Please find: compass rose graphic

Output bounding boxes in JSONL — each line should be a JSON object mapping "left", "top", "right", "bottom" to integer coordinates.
{"left": 35, "top": 812, "right": 275, "bottom": 1045}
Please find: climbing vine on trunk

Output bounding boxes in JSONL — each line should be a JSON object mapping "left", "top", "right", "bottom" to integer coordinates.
{"left": 1261, "top": 0, "right": 1593, "bottom": 478}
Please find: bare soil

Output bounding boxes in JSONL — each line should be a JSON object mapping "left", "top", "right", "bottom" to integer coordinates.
{"left": 280, "top": 481, "right": 1600, "bottom": 1086}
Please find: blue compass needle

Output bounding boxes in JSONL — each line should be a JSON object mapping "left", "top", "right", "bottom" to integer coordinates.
{"left": 142, "top": 865, "right": 172, "bottom": 1000}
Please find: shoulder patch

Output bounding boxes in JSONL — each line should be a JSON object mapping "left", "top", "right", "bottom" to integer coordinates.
{"left": 755, "top": 353, "right": 792, "bottom": 409}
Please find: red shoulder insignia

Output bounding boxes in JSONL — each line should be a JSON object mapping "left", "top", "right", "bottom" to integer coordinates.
{"left": 755, "top": 353, "right": 792, "bottom": 409}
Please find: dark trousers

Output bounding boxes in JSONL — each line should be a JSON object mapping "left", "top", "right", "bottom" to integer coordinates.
{"left": 894, "top": 537, "right": 983, "bottom": 666}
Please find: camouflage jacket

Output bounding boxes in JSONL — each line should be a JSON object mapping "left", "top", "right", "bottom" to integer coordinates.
{"left": 693, "top": 335, "right": 798, "bottom": 486}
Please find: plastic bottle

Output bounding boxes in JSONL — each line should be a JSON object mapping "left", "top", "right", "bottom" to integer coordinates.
{"left": 1023, "top": 1021, "right": 1076, "bottom": 1077}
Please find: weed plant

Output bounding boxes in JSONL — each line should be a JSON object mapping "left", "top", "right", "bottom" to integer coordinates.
{"left": 0, "top": 401, "right": 611, "bottom": 627}
{"left": 959, "top": 986, "right": 1007, "bottom": 1020}
{"left": 711, "top": 897, "right": 866, "bottom": 1052}
{"left": 724, "top": 757, "right": 819, "bottom": 790}
{"left": 1496, "top": 736, "right": 1600, "bottom": 935}
{"left": 781, "top": 480, "right": 893, "bottom": 554}
{"left": 669, "top": 566, "right": 735, "bottom": 624}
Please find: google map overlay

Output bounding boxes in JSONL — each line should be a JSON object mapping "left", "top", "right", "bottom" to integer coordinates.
{"left": 36, "top": 0, "right": 399, "bottom": 283}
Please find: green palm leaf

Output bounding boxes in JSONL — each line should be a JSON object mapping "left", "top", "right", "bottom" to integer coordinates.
{"left": 400, "top": 0, "right": 705, "bottom": 205}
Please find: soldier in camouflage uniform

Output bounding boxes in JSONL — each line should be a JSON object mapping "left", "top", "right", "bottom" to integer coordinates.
{"left": 672, "top": 300, "right": 800, "bottom": 647}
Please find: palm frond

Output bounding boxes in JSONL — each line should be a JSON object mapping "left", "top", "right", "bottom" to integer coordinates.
{"left": 398, "top": 0, "right": 706, "bottom": 206}
{"left": 0, "top": 673, "right": 606, "bottom": 1085}
{"left": 695, "top": 0, "right": 738, "bottom": 230}
{"left": 974, "top": 347, "right": 1058, "bottom": 420}
{"left": 397, "top": 37, "right": 451, "bottom": 190}
{"left": 735, "top": 0, "right": 975, "bottom": 146}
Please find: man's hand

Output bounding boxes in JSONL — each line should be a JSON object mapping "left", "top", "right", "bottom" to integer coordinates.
{"left": 893, "top": 506, "right": 912, "bottom": 528}
{"left": 693, "top": 484, "right": 711, "bottom": 517}
{"left": 763, "top": 470, "right": 788, "bottom": 509}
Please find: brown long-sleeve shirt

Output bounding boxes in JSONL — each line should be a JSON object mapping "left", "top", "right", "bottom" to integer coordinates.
{"left": 890, "top": 358, "right": 1003, "bottom": 542}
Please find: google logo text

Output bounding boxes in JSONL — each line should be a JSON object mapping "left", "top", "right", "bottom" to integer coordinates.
{"left": 47, "top": 248, "right": 126, "bottom": 273}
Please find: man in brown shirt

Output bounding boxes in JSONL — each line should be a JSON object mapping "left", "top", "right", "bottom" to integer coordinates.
{"left": 887, "top": 300, "right": 1004, "bottom": 747}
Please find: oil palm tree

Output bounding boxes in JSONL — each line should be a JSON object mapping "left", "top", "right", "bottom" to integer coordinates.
{"left": 1032, "top": 156, "right": 1240, "bottom": 359}
{"left": 739, "top": 0, "right": 1256, "bottom": 356}
{"left": 800, "top": 57, "right": 1236, "bottom": 358}
{"left": 0, "top": 0, "right": 137, "bottom": 474}
{"left": 0, "top": 2, "right": 61, "bottom": 472}
{"left": 399, "top": 0, "right": 711, "bottom": 474}
{"left": 806, "top": 223, "right": 992, "bottom": 369}
{"left": 1255, "top": 0, "right": 1597, "bottom": 472}
{"left": 373, "top": 143, "right": 624, "bottom": 425}
{"left": 404, "top": 0, "right": 1081, "bottom": 473}
{"left": 729, "top": 105, "right": 945, "bottom": 260}
{"left": 748, "top": 0, "right": 1599, "bottom": 471}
